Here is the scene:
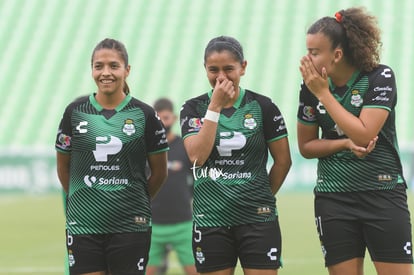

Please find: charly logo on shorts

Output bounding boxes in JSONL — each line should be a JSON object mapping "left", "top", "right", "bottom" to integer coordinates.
{"left": 137, "top": 258, "right": 144, "bottom": 271}
{"left": 321, "top": 244, "right": 327, "bottom": 258}
{"left": 267, "top": 248, "right": 278, "bottom": 261}
{"left": 404, "top": 242, "right": 412, "bottom": 255}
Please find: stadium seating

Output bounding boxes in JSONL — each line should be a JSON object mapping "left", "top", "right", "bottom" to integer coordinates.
{"left": 0, "top": 0, "right": 412, "bottom": 149}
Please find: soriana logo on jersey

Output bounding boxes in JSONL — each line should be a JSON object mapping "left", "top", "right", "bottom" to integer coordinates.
{"left": 83, "top": 135, "right": 128, "bottom": 188}
{"left": 84, "top": 175, "right": 128, "bottom": 187}
{"left": 191, "top": 162, "right": 252, "bottom": 182}
{"left": 191, "top": 131, "right": 251, "bottom": 182}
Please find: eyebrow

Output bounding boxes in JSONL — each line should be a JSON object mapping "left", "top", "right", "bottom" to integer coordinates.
{"left": 207, "top": 64, "right": 235, "bottom": 69}
{"left": 93, "top": 61, "right": 121, "bottom": 65}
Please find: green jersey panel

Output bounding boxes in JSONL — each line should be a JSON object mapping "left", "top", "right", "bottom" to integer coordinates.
{"left": 180, "top": 88, "right": 288, "bottom": 227}
{"left": 56, "top": 94, "right": 169, "bottom": 234}
{"left": 297, "top": 65, "right": 405, "bottom": 192}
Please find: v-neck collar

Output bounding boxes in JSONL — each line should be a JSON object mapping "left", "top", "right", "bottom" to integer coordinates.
{"left": 208, "top": 87, "right": 245, "bottom": 109}
{"left": 328, "top": 70, "right": 360, "bottom": 92}
{"left": 90, "top": 93, "right": 131, "bottom": 112}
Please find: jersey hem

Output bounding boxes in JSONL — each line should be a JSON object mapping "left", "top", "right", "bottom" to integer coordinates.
{"left": 297, "top": 118, "right": 317, "bottom": 126}
{"left": 55, "top": 147, "right": 71, "bottom": 154}
{"left": 182, "top": 132, "right": 198, "bottom": 140}
{"left": 148, "top": 147, "right": 169, "bottom": 155}
{"left": 362, "top": 105, "right": 391, "bottom": 112}
{"left": 267, "top": 134, "right": 288, "bottom": 143}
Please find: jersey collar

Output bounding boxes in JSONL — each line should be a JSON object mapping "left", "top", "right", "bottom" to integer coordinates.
{"left": 90, "top": 93, "right": 132, "bottom": 111}
{"left": 207, "top": 87, "right": 245, "bottom": 109}
{"left": 328, "top": 70, "right": 360, "bottom": 91}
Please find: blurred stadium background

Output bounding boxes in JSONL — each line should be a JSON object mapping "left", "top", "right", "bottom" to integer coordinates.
{"left": 0, "top": 0, "right": 413, "bottom": 274}
{"left": 0, "top": 0, "right": 413, "bottom": 193}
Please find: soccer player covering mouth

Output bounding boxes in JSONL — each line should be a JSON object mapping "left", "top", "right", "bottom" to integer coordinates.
{"left": 180, "top": 35, "right": 292, "bottom": 275}
{"left": 55, "top": 38, "right": 168, "bottom": 275}
{"left": 297, "top": 7, "right": 413, "bottom": 275}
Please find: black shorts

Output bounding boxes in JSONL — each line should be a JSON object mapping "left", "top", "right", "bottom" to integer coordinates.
{"left": 314, "top": 184, "right": 413, "bottom": 266}
{"left": 192, "top": 220, "right": 282, "bottom": 273}
{"left": 66, "top": 230, "right": 151, "bottom": 275}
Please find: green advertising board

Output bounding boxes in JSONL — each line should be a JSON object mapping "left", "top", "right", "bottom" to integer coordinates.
{"left": 1, "top": 148, "right": 412, "bottom": 193}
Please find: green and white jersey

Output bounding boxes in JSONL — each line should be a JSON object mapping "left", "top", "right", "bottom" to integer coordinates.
{"left": 55, "top": 94, "right": 169, "bottom": 234}
{"left": 180, "top": 88, "right": 288, "bottom": 227}
{"left": 297, "top": 64, "right": 406, "bottom": 192}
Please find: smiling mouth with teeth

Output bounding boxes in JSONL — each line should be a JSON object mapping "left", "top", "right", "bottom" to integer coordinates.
{"left": 101, "top": 79, "right": 114, "bottom": 84}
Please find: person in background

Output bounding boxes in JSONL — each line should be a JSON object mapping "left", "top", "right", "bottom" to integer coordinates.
{"left": 56, "top": 38, "right": 168, "bottom": 275}
{"left": 146, "top": 98, "right": 197, "bottom": 275}
{"left": 297, "top": 7, "right": 412, "bottom": 275}
{"left": 180, "top": 35, "right": 292, "bottom": 275}
{"left": 62, "top": 191, "right": 70, "bottom": 275}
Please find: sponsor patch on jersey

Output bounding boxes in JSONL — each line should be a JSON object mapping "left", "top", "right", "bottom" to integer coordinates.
{"left": 83, "top": 175, "right": 129, "bottom": 187}
{"left": 122, "top": 118, "right": 136, "bottom": 136}
{"left": 243, "top": 113, "right": 257, "bottom": 129}
{"left": 134, "top": 216, "right": 147, "bottom": 224}
{"left": 84, "top": 175, "right": 96, "bottom": 187}
{"left": 302, "top": 106, "right": 315, "bottom": 121}
{"left": 372, "top": 90, "right": 391, "bottom": 102}
{"left": 188, "top": 118, "right": 202, "bottom": 131}
{"left": 57, "top": 133, "right": 71, "bottom": 148}
{"left": 378, "top": 174, "right": 392, "bottom": 181}
{"left": 350, "top": 90, "right": 363, "bottom": 107}
{"left": 257, "top": 206, "right": 271, "bottom": 214}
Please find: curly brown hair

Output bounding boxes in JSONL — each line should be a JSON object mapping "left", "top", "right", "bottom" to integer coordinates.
{"left": 307, "top": 7, "right": 382, "bottom": 72}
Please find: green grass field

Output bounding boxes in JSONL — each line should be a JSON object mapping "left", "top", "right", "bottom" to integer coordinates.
{"left": 1, "top": 192, "right": 413, "bottom": 275}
